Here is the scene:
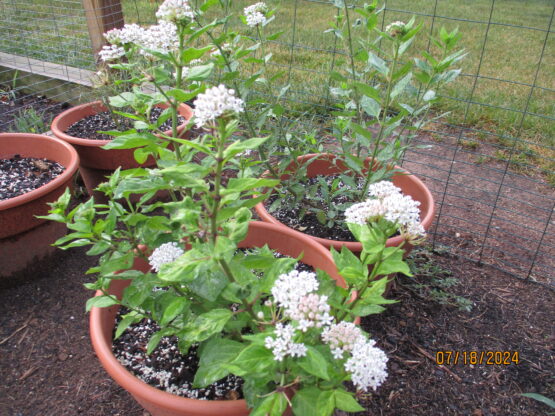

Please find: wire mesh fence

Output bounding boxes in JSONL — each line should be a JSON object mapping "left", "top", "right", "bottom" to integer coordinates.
{"left": 0, "top": 0, "right": 553, "bottom": 285}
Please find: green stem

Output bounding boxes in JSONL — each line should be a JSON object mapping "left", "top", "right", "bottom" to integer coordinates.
{"left": 359, "top": 41, "right": 400, "bottom": 200}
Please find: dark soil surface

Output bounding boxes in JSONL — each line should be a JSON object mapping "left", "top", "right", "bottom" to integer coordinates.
{"left": 0, "top": 155, "right": 65, "bottom": 200}
{"left": 113, "top": 314, "right": 243, "bottom": 401}
{"left": 0, "top": 90, "right": 69, "bottom": 133}
{"left": 1, "top": 242, "right": 552, "bottom": 415}
{"left": 65, "top": 108, "right": 184, "bottom": 141}
{"left": 266, "top": 175, "right": 364, "bottom": 241}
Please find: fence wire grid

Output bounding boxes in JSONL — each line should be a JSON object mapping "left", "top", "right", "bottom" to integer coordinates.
{"left": 0, "top": 0, "right": 553, "bottom": 285}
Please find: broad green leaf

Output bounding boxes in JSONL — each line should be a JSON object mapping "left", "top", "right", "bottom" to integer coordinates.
{"left": 298, "top": 346, "right": 331, "bottom": 380}
{"left": 333, "top": 389, "right": 365, "bottom": 412}
{"left": 360, "top": 95, "right": 381, "bottom": 118}
{"left": 85, "top": 295, "right": 118, "bottom": 311}
{"left": 228, "top": 344, "right": 275, "bottom": 376}
{"left": 193, "top": 337, "right": 243, "bottom": 387}
{"left": 292, "top": 387, "right": 334, "bottom": 416}
{"left": 251, "top": 393, "right": 288, "bottom": 416}
{"left": 183, "top": 309, "right": 233, "bottom": 343}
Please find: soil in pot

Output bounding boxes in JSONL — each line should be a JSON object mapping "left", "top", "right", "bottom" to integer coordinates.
{"left": 0, "top": 155, "right": 65, "bottom": 200}
{"left": 112, "top": 257, "right": 314, "bottom": 402}
{"left": 65, "top": 107, "right": 185, "bottom": 141}
{"left": 266, "top": 174, "right": 367, "bottom": 242}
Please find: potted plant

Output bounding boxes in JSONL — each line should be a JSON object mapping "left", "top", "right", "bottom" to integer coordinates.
{"left": 43, "top": 2, "right": 421, "bottom": 414}
{"left": 50, "top": 18, "right": 195, "bottom": 199}
{"left": 253, "top": 3, "right": 466, "bottom": 254}
{"left": 0, "top": 133, "right": 79, "bottom": 280}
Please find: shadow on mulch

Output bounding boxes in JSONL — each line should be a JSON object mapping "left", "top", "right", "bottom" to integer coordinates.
{"left": 1, "top": 244, "right": 553, "bottom": 415}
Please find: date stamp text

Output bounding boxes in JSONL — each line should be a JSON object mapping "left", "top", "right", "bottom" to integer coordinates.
{"left": 435, "top": 351, "right": 519, "bottom": 365}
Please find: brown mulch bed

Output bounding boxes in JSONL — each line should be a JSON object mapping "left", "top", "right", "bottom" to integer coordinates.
{"left": 0, "top": 244, "right": 553, "bottom": 415}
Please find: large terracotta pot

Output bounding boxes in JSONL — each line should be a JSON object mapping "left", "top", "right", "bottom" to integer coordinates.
{"left": 89, "top": 221, "right": 345, "bottom": 416}
{"left": 0, "top": 133, "right": 79, "bottom": 280}
{"left": 254, "top": 153, "right": 435, "bottom": 254}
{"left": 50, "top": 101, "right": 193, "bottom": 198}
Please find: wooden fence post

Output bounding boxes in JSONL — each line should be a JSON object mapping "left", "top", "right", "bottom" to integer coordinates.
{"left": 81, "top": 0, "right": 125, "bottom": 56}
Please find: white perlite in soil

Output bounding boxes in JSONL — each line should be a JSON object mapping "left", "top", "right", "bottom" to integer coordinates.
{"left": 112, "top": 315, "right": 243, "bottom": 400}
{"left": 0, "top": 155, "right": 65, "bottom": 201}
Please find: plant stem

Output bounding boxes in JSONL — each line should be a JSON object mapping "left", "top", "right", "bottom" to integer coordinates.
{"left": 359, "top": 41, "right": 400, "bottom": 200}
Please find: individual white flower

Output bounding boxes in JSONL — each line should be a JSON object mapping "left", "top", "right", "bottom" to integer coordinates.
{"left": 148, "top": 242, "right": 184, "bottom": 272}
{"left": 385, "top": 21, "right": 406, "bottom": 37}
{"left": 156, "top": 0, "right": 195, "bottom": 22}
{"left": 244, "top": 2, "right": 268, "bottom": 27}
{"left": 271, "top": 270, "right": 319, "bottom": 310}
{"left": 322, "top": 322, "right": 365, "bottom": 359}
{"left": 264, "top": 323, "right": 307, "bottom": 361}
{"left": 193, "top": 84, "right": 244, "bottom": 128}
{"left": 98, "top": 44, "right": 125, "bottom": 62}
{"left": 344, "top": 339, "right": 388, "bottom": 391}
{"left": 285, "top": 293, "right": 333, "bottom": 332}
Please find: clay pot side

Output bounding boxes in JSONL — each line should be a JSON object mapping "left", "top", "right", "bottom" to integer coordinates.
{"left": 254, "top": 153, "right": 435, "bottom": 253}
{"left": 0, "top": 133, "right": 79, "bottom": 239}
{"left": 89, "top": 221, "right": 343, "bottom": 416}
{"left": 51, "top": 101, "right": 194, "bottom": 170}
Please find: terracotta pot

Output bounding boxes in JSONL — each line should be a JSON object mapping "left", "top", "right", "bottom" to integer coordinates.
{"left": 0, "top": 133, "right": 79, "bottom": 279}
{"left": 89, "top": 221, "right": 344, "bottom": 416}
{"left": 254, "top": 153, "right": 435, "bottom": 254}
{"left": 50, "top": 101, "right": 193, "bottom": 198}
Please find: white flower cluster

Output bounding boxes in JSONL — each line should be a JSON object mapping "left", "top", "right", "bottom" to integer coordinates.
{"left": 148, "top": 242, "right": 184, "bottom": 272}
{"left": 385, "top": 21, "right": 406, "bottom": 37}
{"left": 344, "top": 180, "right": 425, "bottom": 239}
{"left": 156, "top": 0, "right": 195, "bottom": 22}
{"left": 98, "top": 44, "right": 125, "bottom": 62}
{"left": 322, "top": 322, "right": 364, "bottom": 359}
{"left": 103, "top": 22, "right": 179, "bottom": 55}
{"left": 105, "top": 23, "right": 144, "bottom": 45}
{"left": 271, "top": 270, "right": 319, "bottom": 309}
{"left": 143, "top": 21, "right": 179, "bottom": 54}
{"left": 193, "top": 84, "right": 244, "bottom": 128}
{"left": 264, "top": 323, "right": 307, "bottom": 361}
{"left": 286, "top": 293, "right": 333, "bottom": 332}
{"left": 266, "top": 269, "right": 389, "bottom": 391}
{"left": 344, "top": 338, "right": 389, "bottom": 391}
{"left": 244, "top": 2, "right": 268, "bottom": 27}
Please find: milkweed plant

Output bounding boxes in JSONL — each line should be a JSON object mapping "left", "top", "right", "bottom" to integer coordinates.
{"left": 44, "top": 0, "right": 437, "bottom": 414}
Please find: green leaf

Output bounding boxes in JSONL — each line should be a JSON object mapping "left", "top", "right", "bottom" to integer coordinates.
{"left": 85, "top": 295, "right": 118, "bottom": 312}
{"left": 360, "top": 95, "right": 381, "bottom": 118}
{"left": 333, "top": 389, "right": 365, "bottom": 412}
{"left": 251, "top": 393, "right": 288, "bottom": 416}
{"left": 221, "top": 178, "right": 279, "bottom": 195}
{"left": 193, "top": 337, "right": 243, "bottom": 388}
{"left": 332, "top": 246, "right": 367, "bottom": 287}
{"left": 374, "top": 247, "right": 412, "bottom": 276}
{"left": 298, "top": 346, "right": 330, "bottom": 380}
{"left": 228, "top": 344, "right": 275, "bottom": 376}
{"left": 160, "top": 297, "right": 189, "bottom": 326}
{"left": 521, "top": 393, "right": 555, "bottom": 409}
{"left": 187, "top": 267, "right": 229, "bottom": 301}
{"left": 292, "top": 387, "right": 334, "bottom": 416}
{"left": 390, "top": 73, "right": 412, "bottom": 100}
{"left": 186, "top": 63, "right": 214, "bottom": 81}
{"left": 222, "top": 137, "right": 269, "bottom": 160}
{"left": 184, "top": 309, "right": 233, "bottom": 343}
{"left": 180, "top": 46, "right": 211, "bottom": 65}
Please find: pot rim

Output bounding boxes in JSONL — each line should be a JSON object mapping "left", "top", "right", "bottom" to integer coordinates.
{"left": 89, "top": 221, "right": 342, "bottom": 414}
{"left": 50, "top": 100, "right": 194, "bottom": 147}
{"left": 0, "top": 133, "right": 79, "bottom": 211}
{"left": 254, "top": 152, "right": 435, "bottom": 251}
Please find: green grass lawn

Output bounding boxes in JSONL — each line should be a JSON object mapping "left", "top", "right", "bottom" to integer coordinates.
{"left": 122, "top": 0, "right": 554, "bottom": 166}
{"left": 1, "top": 0, "right": 553, "bottom": 173}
